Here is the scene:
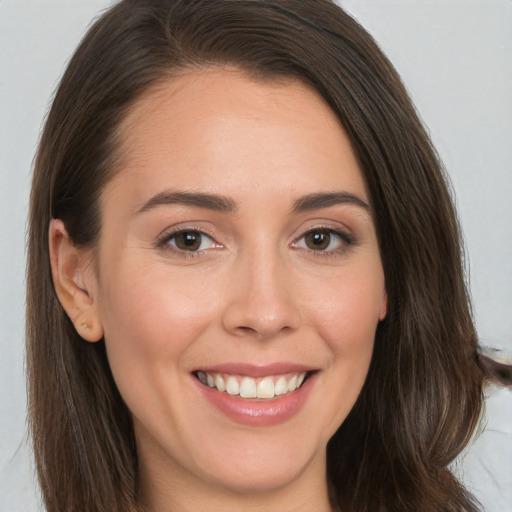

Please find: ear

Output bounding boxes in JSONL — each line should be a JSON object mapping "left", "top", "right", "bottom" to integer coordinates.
{"left": 49, "top": 219, "right": 104, "bottom": 342}
{"left": 378, "top": 289, "right": 388, "bottom": 321}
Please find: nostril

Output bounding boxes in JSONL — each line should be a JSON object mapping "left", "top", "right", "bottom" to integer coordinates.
{"left": 234, "top": 324, "right": 294, "bottom": 341}
{"left": 232, "top": 325, "right": 259, "bottom": 338}
{"left": 237, "top": 325, "right": 257, "bottom": 333}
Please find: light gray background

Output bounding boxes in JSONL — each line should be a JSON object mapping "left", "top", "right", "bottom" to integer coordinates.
{"left": 1, "top": 1, "right": 511, "bottom": 510}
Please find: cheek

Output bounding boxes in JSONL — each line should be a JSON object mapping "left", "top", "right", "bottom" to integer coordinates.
{"left": 97, "top": 261, "right": 224, "bottom": 386}
{"left": 290, "top": 266, "right": 384, "bottom": 440}
{"left": 306, "top": 265, "right": 385, "bottom": 353}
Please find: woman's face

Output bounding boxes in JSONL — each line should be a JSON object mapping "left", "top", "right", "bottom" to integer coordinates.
{"left": 90, "top": 69, "right": 387, "bottom": 500}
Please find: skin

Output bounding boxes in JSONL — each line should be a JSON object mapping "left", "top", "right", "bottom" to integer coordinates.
{"left": 50, "top": 69, "right": 387, "bottom": 512}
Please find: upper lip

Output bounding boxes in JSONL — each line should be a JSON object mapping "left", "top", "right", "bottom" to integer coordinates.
{"left": 193, "top": 362, "right": 316, "bottom": 378}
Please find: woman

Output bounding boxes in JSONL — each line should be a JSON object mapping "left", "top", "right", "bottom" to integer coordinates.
{"left": 26, "top": 1, "right": 485, "bottom": 510}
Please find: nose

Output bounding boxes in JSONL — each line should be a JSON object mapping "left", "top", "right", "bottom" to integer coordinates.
{"left": 221, "top": 249, "right": 301, "bottom": 340}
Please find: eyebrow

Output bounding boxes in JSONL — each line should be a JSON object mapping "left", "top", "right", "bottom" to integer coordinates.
{"left": 135, "top": 190, "right": 370, "bottom": 216}
{"left": 292, "top": 192, "right": 370, "bottom": 213}
{"left": 135, "top": 191, "right": 238, "bottom": 215}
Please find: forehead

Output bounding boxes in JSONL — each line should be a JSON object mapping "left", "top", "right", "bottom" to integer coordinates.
{"left": 106, "top": 68, "right": 366, "bottom": 204}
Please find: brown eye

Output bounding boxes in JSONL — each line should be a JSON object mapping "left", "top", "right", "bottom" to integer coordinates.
{"left": 304, "top": 230, "right": 332, "bottom": 250}
{"left": 169, "top": 230, "right": 214, "bottom": 252}
{"left": 294, "top": 228, "right": 354, "bottom": 254}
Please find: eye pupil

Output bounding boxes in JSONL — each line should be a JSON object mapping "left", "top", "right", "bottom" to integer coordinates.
{"left": 176, "top": 231, "right": 201, "bottom": 251}
{"left": 305, "top": 230, "right": 330, "bottom": 250}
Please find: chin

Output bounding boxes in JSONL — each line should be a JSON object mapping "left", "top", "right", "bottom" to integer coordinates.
{"left": 201, "top": 451, "right": 321, "bottom": 496}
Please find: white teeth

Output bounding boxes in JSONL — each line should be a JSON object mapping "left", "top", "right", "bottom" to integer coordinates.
{"left": 226, "top": 376, "right": 240, "bottom": 396}
{"left": 240, "top": 377, "right": 257, "bottom": 398}
{"left": 287, "top": 374, "right": 298, "bottom": 392}
{"left": 214, "top": 374, "right": 226, "bottom": 392}
{"left": 274, "top": 376, "right": 288, "bottom": 396}
{"left": 198, "top": 371, "right": 308, "bottom": 399}
{"left": 257, "top": 377, "right": 275, "bottom": 399}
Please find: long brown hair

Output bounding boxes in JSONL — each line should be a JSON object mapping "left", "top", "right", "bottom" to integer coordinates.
{"left": 27, "top": 1, "right": 484, "bottom": 510}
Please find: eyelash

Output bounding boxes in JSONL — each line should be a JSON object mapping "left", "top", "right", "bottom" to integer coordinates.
{"left": 156, "top": 227, "right": 220, "bottom": 258}
{"left": 291, "top": 227, "right": 356, "bottom": 257}
{"left": 156, "top": 226, "right": 356, "bottom": 258}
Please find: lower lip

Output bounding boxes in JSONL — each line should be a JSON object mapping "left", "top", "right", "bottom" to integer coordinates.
{"left": 194, "top": 374, "right": 316, "bottom": 427}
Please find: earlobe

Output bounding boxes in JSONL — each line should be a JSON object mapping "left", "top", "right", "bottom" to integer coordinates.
{"left": 49, "top": 219, "right": 104, "bottom": 342}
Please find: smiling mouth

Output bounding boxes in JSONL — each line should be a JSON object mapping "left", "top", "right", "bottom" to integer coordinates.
{"left": 194, "top": 371, "right": 313, "bottom": 399}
